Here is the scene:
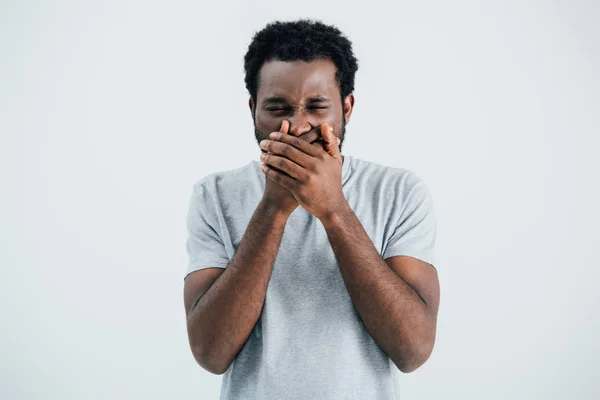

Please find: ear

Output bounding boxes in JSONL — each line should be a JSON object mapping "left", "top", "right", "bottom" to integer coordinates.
{"left": 249, "top": 96, "right": 255, "bottom": 122}
{"left": 343, "top": 93, "right": 355, "bottom": 125}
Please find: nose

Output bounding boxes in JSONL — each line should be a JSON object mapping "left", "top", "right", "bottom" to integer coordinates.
{"left": 287, "top": 111, "right": 313, "bottom": 137}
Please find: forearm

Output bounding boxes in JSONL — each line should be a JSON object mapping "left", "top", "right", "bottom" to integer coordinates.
{"left": 187, "top": 200, "right": 289, "bottom": 374}
{"left": 321, "top": 204, "right": 434, "bottom": 372}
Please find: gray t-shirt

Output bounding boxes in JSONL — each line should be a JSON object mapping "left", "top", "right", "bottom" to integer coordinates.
{"left": 185, "top": 154, "right": 437, "bottom": 399}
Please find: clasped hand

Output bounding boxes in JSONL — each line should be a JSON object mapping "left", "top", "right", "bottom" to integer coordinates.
{"left": 259, "top": 120, "right": 346, "bottom": 222}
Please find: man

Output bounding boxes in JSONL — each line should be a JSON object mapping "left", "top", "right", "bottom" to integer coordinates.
{"left": 183, "top": 19, "right": 440, "bottom": 399}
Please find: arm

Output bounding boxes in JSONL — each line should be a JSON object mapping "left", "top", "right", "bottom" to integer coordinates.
{"left": 321, "top": 204, "right": 440, "bottom": 373}
{"left": 256, "top": 130, "right": 439, "bottom": 372}
{"left": 184, "top": 200, "right": 290, "bottom": 374}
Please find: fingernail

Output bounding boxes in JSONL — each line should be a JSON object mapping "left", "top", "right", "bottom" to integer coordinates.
{"left": 337, "top": 138, "right": 340, "bottom": 145}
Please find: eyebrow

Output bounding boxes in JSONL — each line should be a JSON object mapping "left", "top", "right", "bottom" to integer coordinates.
{"left": 306, "top": 97, "right": 330, "bottom": 103}
{"left": 263, "top": 97, "right": 288, "bottom": 105}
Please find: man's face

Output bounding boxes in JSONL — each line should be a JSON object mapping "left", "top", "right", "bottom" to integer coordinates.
{"left": 250, "top": 59, "right": 353, "bottom": 153}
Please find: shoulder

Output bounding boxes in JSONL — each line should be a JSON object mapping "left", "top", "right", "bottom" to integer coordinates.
{"left": 192, "top": 160, "right": 260, "bottom": 196}
{"left": 349, "top": 156, "right": 428, "bottom": 195}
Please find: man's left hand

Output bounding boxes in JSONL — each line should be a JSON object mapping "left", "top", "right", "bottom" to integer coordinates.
{"left": 259, "top": 122, "right": 347, "bottom": 222}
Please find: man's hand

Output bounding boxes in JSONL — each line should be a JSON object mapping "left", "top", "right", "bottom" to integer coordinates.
{"left": 260, "top": 120, "right": 299, "bottom": 216}
{"left": 259, "top": 122, "right": 346, "bottom": 222}
{"left": 260, "top": 120, "right": 336, "bottom": 216}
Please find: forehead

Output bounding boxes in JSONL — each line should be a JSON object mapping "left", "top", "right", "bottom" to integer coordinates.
{"left": 257, "top": 59, "right": 339, "bottom": 102}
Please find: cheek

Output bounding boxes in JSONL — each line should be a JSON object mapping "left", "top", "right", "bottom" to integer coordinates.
{"left": 327, "top": 110, "right": 343, "bottom": 134}
{"left": 255, "top": 113, "right": 281, "bottom": 133}
{"left": 313, "top": 109, "right": 336, "bottom": 127}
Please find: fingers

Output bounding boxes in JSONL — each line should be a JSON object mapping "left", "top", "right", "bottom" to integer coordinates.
{"left": 265, "top": 120, "right": 290, "bottom": 156}
{"left": 320, "top": 122, "right": 335, "bottom": 144}
{"left": 280, "top": 120, "right": 290, "bottom": 134}
{"left": 299, "top": 130, "right": 320, "bottom": 143}
{"left": 320, "top": 122, "right": 343, "bottom": 165}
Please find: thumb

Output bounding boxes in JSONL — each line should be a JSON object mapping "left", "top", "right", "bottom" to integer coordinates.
{"left": 320, "top": 122, "right": 342, "bottom": 166}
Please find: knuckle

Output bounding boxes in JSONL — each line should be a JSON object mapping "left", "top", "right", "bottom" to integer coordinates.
{"left": 299, "top": 133, "right": 312, "bottom": 143}
{"left": 304, "top": 174, "right": 314, "bottom": 186}
{"left": 297, "top": 186, "right": 309, "bottom": 203}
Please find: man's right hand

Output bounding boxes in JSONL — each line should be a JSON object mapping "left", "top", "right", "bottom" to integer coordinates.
{"left": 260, "top": 120, "right": 300, "bottom": 216}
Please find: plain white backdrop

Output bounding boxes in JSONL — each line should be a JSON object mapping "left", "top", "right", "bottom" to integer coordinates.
{"left": 2, "top": 0, "right": 599, "bottom": 399}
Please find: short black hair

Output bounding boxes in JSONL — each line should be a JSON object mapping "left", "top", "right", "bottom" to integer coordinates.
{"left": 244, "top": 19, "right": 359, "bottom": 104}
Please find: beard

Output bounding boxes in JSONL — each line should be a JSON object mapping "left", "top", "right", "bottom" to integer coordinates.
{"left": 255, "top": 116, "right": 346, "bottom": 153}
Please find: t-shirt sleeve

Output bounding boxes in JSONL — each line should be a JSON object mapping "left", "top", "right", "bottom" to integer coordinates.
{"left": 382, "top": 172, "right": 437, "bottom": 267}
{"left": 185, "top": 182, "right": 230, "bottom": 279}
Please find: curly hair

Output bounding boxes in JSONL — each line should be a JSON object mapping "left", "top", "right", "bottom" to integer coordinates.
{"left": 243, "top": 19, "right": 359, "bottom": 104}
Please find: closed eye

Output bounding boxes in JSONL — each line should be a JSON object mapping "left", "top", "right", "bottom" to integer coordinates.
{"left": 266, "top": 106, "right": 328, "bottom": 113}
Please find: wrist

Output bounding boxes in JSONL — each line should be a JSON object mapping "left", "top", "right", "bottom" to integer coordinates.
{"left": 320, "top": 201, "right": 352, "bottom": 229}
{"left": 258, "top": 199, "right": 293, "bottom": 221}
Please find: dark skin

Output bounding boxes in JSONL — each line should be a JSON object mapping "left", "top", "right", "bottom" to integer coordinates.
{"left": 255, "top": 59, "right": 440, "bottom": 372}
{"left": 251, "top": 59, "right": 350, "bottom": 155}
{"left": 250, "top": 59, "right": 352, "bottom": 216}
{"left": 183, "top": 58, "right": 440, "bottom": 374}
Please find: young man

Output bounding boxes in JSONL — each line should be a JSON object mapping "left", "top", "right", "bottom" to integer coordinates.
{"left": 184, "top": 19, "right": 440, "bottom": 399}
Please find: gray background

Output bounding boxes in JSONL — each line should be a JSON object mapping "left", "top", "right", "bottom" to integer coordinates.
{"left": 1, "top": 0, "right": 599, "bottom": 399}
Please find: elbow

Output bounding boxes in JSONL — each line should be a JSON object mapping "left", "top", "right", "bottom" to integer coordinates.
{"left": 187, "top": 318, "right": 231, "bottom": 375}
{"left": 190, "top": 344, "right": 230, "bottom": 376}
{"left": 394, "top": 337, "right": 435, "bottom": 374}
{"left": 396, "top": 359, "right": 423, "bottom": 374}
